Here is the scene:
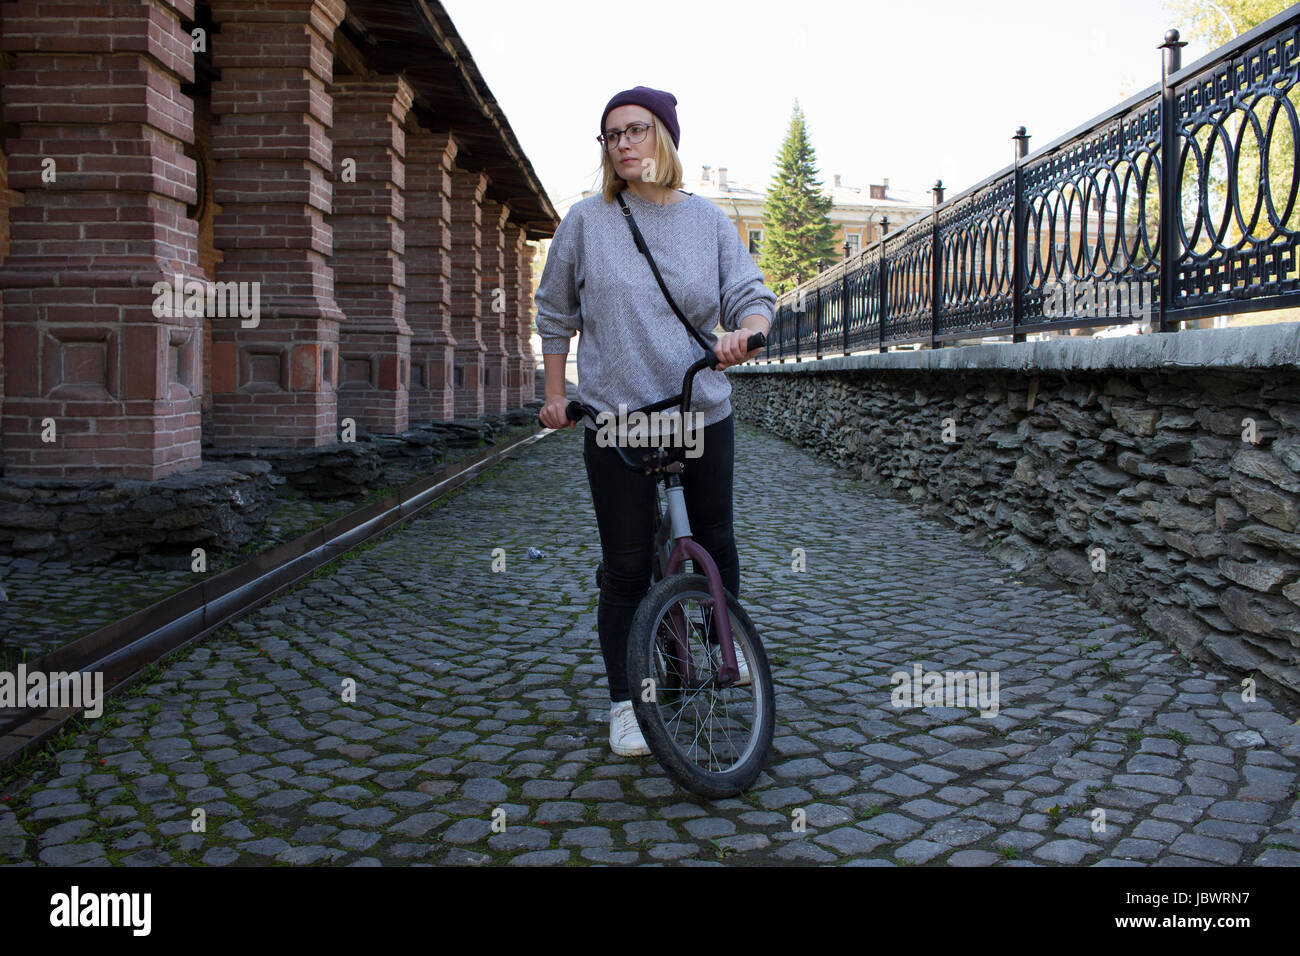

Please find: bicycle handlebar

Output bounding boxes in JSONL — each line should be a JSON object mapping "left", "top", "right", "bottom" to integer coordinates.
{"left": 541, "top": 330, "right": 766, "bottom": 425}
{"left": 538, "top": 331, "right": 767, "bottom": 472}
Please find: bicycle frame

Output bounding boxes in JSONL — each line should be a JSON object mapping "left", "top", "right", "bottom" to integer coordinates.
{"left": 654, "top": 462, "right": 740, "bottom": 686}
{"left": 550, "top": 331, "right": 767, "bottom": 689}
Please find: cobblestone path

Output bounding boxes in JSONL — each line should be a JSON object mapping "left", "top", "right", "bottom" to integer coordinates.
{"left": 3, "top": 421, "right": 1300, "bottom": 866}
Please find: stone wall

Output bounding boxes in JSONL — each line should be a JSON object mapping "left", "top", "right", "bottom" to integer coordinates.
{"left": 0, "top": 407, "right": 539, "bottom": 567}
{"left": 0, "top": 462, "right": 276, "bottom": 568}
{"left": 728, "top": 324, "right": 1300, "bottom": 700}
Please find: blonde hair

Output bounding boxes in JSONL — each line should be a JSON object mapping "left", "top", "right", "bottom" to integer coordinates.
{"left": 599, "top": 111, "right": 684, "bottom": 202}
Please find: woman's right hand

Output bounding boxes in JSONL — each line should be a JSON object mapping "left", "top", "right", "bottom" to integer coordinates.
{"left": 540, "top": 395, "right": 576, "bottom": 430}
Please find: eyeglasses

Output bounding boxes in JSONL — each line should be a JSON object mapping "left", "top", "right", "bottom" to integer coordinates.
{"left": 597, "top": 122, "right": 654, "bottom": 150}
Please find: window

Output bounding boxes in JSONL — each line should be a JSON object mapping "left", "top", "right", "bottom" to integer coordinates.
{"left": 845, "top": 233, "right": 860, "bottom": 256}
{"left": 748, "top": 229, "right": 763, "bottom": 255}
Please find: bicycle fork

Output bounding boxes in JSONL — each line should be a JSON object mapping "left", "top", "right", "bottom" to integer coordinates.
{"left": 661, "top": 473, "right": 741, "bottom": 687}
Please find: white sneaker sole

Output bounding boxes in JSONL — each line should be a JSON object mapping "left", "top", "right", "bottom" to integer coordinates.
{"left": 610, "top": 705, "right": 651, "bottom": 757}
{"left": 610, "top": 738, "right": 651, "bottom": 757}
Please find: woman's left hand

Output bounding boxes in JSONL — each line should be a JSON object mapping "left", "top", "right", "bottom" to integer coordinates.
{"left": 712, "top": 328, "right": 765, "bottom": 371}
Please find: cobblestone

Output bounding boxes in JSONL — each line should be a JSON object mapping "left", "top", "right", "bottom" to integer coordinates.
{"left": 2, "top": 424, "right": 1298, "bottom": 868}
{"left": 814, "top": 827, "right": 887, "bottom": 856}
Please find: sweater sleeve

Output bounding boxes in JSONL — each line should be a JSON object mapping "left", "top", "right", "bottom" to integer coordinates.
{"left": 534, "top": 211, "right": 583, "bottom": 354}
{"left": 717, "top": 211, "right": 776, "bottom": 332}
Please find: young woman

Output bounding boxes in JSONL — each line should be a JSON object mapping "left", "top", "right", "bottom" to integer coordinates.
{"left": 534, "top": 86, "right": 776, "bottom": 756}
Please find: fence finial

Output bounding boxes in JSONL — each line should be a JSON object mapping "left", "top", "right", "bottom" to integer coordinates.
{"left": 1013, "top": 126, "right": 1030, "bottom": 160}
{"left": 1160, "top": 28, "right": 1186, "bottom": 77}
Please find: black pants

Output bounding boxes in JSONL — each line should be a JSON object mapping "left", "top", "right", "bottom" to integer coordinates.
{"left": 582, "top": 413, "right": 740, "bottom": 702}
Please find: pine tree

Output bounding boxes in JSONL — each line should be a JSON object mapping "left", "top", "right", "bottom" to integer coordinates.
{"left": 758, "top": 101, "right": 838, "bottom": 296}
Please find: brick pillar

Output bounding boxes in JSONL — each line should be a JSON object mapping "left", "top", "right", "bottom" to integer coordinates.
{"left": 405, "top": 129, "right": 458, "bottom": 423}
{"left": 503, "top": 222, "right": 533, "bottom": 407}
{"left": 330, "top": 76, "right": 414, "bottom": 434}
{"left": 0, "top": 0, "right": 201, "bottom": 480}
{"left": 0, "top": 139, "right": 24, "bottom": 462}
{"left": 207, "top": 0, "right": 346, "bottom": 449}
{"left": 480, "top": 198, "right": 508, "bottom": 415}
{"left": 518, "top": 239, "right": 538, "bottom": 403}
{"left": 449, "top": 169, "right": 486, "bottom": 418}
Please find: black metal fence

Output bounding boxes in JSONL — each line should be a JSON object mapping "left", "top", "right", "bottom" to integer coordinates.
{"left": 764, "top": 5, "right": 1300, "bottom": 361}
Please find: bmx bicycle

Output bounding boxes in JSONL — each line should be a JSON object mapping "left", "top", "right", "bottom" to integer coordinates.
{"left": 540, "top": 332, "right": 775, "bottom": 798}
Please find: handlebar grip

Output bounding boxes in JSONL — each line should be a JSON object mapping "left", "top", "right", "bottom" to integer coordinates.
{"left": 537, "top": 399, "right": 584, "bottom": 429}
{"left": 746, "top": 331, "right": 767, "bottom": 352}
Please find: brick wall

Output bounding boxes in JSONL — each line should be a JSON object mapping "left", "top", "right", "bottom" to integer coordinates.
{"left": 0, "top": 0, "right": 203, "bottom": 480}
{"left": 207, "top": 0, "right": 346, "bottom": 450}
{"left": 0, "top": 141, "right": 22, "bottom": 462}
{"left": 449, "top": 168, "right": 486, "bottom": 418}
{"left": 330, "top": 75, "right": 414, "bottom": 434}
{"left": 405, "top": 128, "right": 458, "bottom": 422}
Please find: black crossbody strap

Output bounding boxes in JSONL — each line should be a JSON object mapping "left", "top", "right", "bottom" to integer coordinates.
{"left": 616, "top": 190, "right": 717, "bottom": 355}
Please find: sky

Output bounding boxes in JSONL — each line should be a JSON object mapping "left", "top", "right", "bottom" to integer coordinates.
{"left": 438, "top": 0, "right": 1223, "bottom": 211}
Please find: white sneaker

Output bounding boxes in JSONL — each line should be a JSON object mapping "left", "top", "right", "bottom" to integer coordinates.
{"left": 733, "top": 642, "right": 752, "bottom": 686}
{"left": 609, "top": 700, "right": 651, "bottom": 757}
{"left": 713, "top": 641, "right": 751, "bottom": 686}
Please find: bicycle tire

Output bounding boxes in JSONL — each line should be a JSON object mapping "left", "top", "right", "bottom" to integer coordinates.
{"left": 626, "top": 572, "right": 775, "bottom": 799}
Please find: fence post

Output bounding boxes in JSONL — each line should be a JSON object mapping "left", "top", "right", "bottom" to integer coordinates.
{"left": 930, "top": 181, "right": 942, "bottom": 349}
{"left": 842, "top": 262, "right": 851, "bottom": 356}
{"left": 794, "top": 273, "right": 802, "bottom": 363}
{"left": 1159, "top": 28, "right": 1186, "bottom": 333}
{"left": 775, "top": 302, "right": 783, "bottom": 363}
{"left": 816, "top": 285, "right": 824, "bottom": 359}
{"left": 1012, "top": 126, "right": 1030, "bottom": 343}
{"left": 793, "top": 294, "right": 799, "bottom": 363}
{"left": 878, "top": 239, "right": 887, "bottom": 353}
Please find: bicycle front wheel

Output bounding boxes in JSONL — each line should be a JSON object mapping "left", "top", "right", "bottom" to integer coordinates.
{"left": 626, "top": 573, "right": 775, "bottom": 799}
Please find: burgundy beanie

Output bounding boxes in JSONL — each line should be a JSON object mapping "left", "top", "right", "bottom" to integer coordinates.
{"left": 600, "top": 86, "right": 680, "bottom": 148}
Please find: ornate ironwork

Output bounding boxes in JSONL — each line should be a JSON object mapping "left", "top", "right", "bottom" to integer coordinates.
{"left": 763, "top": 7, "right": 1300, "bottom": 359}
{"left": 1169, "top": 17, "right": 1300, "bottom": 318}
{"left": 935, "top": 175, "right": 1015, "bottom": 338}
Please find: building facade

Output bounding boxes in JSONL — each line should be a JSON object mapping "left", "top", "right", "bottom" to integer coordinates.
{"left": 0, "top": 0, "right": 555, "bottom": 485}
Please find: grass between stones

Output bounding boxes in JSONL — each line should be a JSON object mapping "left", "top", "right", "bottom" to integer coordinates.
{"left": 4, "top": 428, "right": 752, "bottom": 867}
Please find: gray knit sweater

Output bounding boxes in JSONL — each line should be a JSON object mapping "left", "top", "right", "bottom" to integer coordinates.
{"left": 534, "top": 188, "right": 777, "bottom": 432}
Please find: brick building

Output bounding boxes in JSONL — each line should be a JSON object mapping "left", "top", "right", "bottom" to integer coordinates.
{"left": 0, "top": 0, "right": 556, "bottom": 489}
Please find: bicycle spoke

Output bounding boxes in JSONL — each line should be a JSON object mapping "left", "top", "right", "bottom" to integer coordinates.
{"left": 636, "top": 583, "right": 768, "bottom": 783}
{"left": 699, "top": 598, "right": 742, "bottom": 766}
{"left": 714, "top": 690, "right": 742, "bottom": 763}
{"left": 679, "top": 599, "right": 743, "bottom": 768}
{"left": 663, "top": 666, "right": 713, "bottom": 732}
{"left": 657, "top": 619, "right": 704, "bottom": 731}
{"left": 664, "top": 615, "right": 713, "bottom": 755}
{"left": 705, "top": 688, "right": 721, "bottom": 771}
{"left": 686, "top": 693, "right": 712, "bottom": 761}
